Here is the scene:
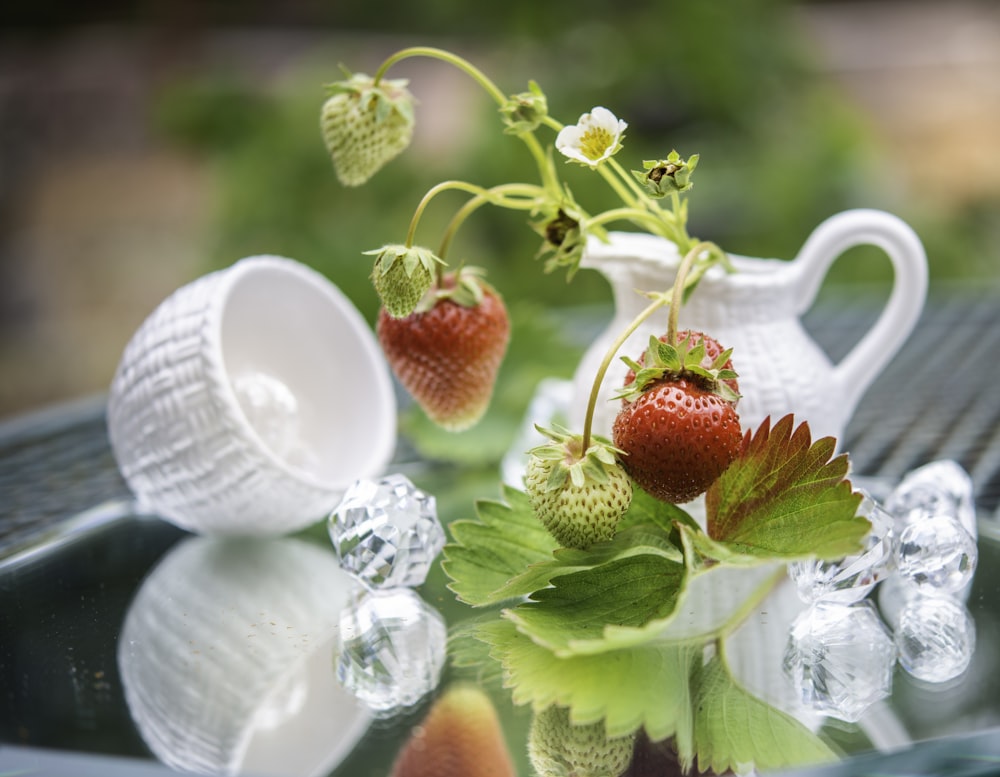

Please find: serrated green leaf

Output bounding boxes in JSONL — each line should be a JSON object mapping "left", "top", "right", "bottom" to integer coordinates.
{"left": 479, "top": 619, "right": 698, "bottom": 741}
{"left": 490, "top": 523, "right": 682, "bottom": 605}
{"left": 505, "top": 551, "right": 686, "bottom": 656}
{"left": 687, "top": 654, "right": 837, "bottom": 774}
{"left": 442, "top": 486, "right": 559, "bottom": 606}
{"left": 705, "top": 415, "right": 868, "bottom": 560}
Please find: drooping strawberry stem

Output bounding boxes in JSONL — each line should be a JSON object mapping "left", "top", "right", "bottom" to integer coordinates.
{"left": 436, "top": 184, "right": 545, "bottom": 260}
{"left": 579, "top": 239, "right": 724, "bottom": 451}
{"left": 666, "top": 240, "right": 714, "bottom": 345}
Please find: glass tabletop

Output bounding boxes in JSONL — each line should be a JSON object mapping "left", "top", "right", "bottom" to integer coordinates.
{"left": 3, "top": 289, "right": 1000, "bottom": 777}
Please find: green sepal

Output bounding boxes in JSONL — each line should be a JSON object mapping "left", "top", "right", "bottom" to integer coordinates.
{"left": 501, "top": 79, "right": 548, "bottom": 134}
{"left": 631, "top": 150, "right": 698, "bottom": 198}
{"left": 527, "top": 424, "right": 627, "bottom": 495}
{"left": 614, "top": 331, "right": 740, "bottom": 402}
{"left": 323, "top": 71, "right": 415, "bottom": 127}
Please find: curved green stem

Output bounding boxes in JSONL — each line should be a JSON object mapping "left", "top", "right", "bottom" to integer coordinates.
{"left": 581, "top": 293, "right": 670, "bottom": 452}
{"left": 404, "top": 180, "right": 541, "bottom": 248}
{"left": 437, "top": 184, "right": 544, "bottom": 259}
{"left": 586, "top": 206, "right": 674, "bottom": 238}
{"left": 667, "top": 240, "right": 714, "bottom": 345}
{"left": 373, "top": 47, "right": 507, "bottom": 107}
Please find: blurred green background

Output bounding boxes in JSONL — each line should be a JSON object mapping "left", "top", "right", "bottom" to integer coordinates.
{"left": 1, "top": 0, "right": 998, "bottom": 422}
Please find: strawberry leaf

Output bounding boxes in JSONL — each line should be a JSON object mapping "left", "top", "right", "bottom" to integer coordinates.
{"left": 686, "top": 653, "right": 837, "bottom": 774}
{"left": 478, "top": 619, "right": 698, "bottom": 741}
{"left": 442, "top": 485, "right": 559, "bottom": 606}
{"left": 505, "top": 548, "right": 686, "bottom": 656}
{"left": 474, "top": 622, "right": 836, "bottom": 775}
{"left": 705, "top": 415, "right": 868, "bottom": 560}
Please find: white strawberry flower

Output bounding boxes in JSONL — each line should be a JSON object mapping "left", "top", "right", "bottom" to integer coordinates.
{"left": 555, "top": 107, "right": 627, "bottom": 167}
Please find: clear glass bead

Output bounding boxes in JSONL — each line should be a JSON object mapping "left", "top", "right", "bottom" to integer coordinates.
{"left": 788, "top": 491, "right": 894, "bottom": 604}
{"left": 782, "top": 600, "right": 896, "bottom": 723}
{"left": 895, "top": 513, "right": 978, "bottom": 595}
{"left": 336, "top": 587, "right": 447, "bottom": 716}
{"left": 896, "top": 594, "right": 975, "bottom": 684}
{"left": 886, "top": 459, "right": 976, "bottom": 538}
{"left": 329, "top": 474, "right": 445, "bottom": 589}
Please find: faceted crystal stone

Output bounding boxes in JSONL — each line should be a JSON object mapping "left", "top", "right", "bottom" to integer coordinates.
{"left": 895, "top": 514, "right": 978, "bottom": 595}
{"left": 788, "top": 491, "right": 894, "bottom": 604}
{"left": 782, "top": 600, "right": 896, "bottom": 723}
{"left": 329, "top": 474, "right": 445, "bottom": 589}
{"left": 885, "top": 460, "right": 977, "bottom": 538}
{"left": 896, "top": 594, "right": 976, "bottom": 683}
{"left": 336, "top": 587, "right": 447, "bottom": 715}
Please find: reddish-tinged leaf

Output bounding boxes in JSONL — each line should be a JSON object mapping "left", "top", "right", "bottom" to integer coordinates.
{"left": 704, "top": 415, "right": 868, "bottom": 560}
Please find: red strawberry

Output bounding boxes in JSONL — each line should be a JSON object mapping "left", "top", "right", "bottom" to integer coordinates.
{"left": 612, "top": 333, "right": 742, "bottom": 503}
{"left": 377, "top": 270, "right": 510, "bottom": 431}
{"left": 623, "top": 330, "right": 739, "bottom": 400}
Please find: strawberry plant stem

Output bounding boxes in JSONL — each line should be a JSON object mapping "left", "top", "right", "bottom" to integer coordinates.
{"left": 666, "top": 240, "right": 714, "bottom": 345}
{"left": 374, "top": 47, "right": 508, "bottom": 107}
{"left": 404, "top": 180, "right": 542, "bottom": 255}
{"left": 437, "top": 184, "right": 543, "bottom": 259}
{"left": 581, "top": 293, "right": 670, "bottom": 452}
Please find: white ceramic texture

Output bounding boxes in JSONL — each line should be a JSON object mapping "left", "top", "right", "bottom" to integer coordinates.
{"left": 107, "top": 255, "right": 396, "bottom": 535}
{"left": 118, "top": 536, "right": 371, "bottom": 777}
{"left": 570, "top": 209, "right": 928, "bottom": 444}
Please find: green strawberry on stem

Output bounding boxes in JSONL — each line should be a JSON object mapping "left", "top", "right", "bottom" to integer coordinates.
{"left": 524, "top": 424, "right": 633, "bottom": 549}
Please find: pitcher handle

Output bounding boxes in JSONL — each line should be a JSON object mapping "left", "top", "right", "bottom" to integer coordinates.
{"left": 791, "top": 208, "right": 927, "bottom": 414}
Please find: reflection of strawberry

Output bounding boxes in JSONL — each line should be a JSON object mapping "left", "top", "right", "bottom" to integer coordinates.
{"left": 377, "top": 270, "right": 509, "bottom": 431}
{"left": 320, "top": 72, "right": 414, "bottom": 187}
{"left": 613, "top": 333, "right": 741, "bottom": 503}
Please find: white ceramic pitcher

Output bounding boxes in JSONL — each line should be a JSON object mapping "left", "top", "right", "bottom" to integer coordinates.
{"left": 569, "top": 209, "right": 927, "bottom": 444}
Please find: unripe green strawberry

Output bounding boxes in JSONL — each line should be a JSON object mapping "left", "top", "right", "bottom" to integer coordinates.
{"left": 321, "top": 72, "right": 414, "bottom": 187}
{"left": 366, "top": 244, "right": 445, "bottom": 318}
{"left": 528, "top": 705, "right": 635, "bottom": 777}
{"left": 524, "top": 425, "right": 632, "bottom": 549}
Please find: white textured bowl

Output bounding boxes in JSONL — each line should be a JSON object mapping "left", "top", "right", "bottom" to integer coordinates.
{"left": 119, "top": 536, "right": 371, "bottom": 776}
{"left": 107, "top": 255, "right": 396, "bottom": 535}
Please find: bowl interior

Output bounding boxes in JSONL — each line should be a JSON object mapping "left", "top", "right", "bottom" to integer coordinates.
{"left": 219, "top": 259, "right": 394, "bottom": 486}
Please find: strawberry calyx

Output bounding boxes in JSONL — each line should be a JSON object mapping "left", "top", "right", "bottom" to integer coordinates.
{"left": 323, "top": 71, "right": 415, "bottom": 127}
{"left": 616, "top": 332, "right": 740, "bottom": 404}
{"left": 528, "top": 424, "right": 626, "bottom": 493}
{"left": 414, "top": 266, "right": 493, "bottom": 313}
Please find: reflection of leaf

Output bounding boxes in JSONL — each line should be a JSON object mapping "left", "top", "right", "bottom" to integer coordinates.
{"left": 476, "top": 623, "right": 837, "bottom": 775}
{"left": 687, "top": 654, "right": 837, "bottom": 775}
{"left": 705, "top": 415, "right": 867, "bottom": 560}
{"left": 443, "top": 486, "right": 558, "bottom": 606}
{"left": 478, "top": 620, "right": 697, "bottom": 741}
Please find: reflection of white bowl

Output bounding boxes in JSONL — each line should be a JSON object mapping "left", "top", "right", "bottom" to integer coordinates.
{"left": 108, "top": 255, "right": 397, "bottom": 535}
{"left": 119, "top": 536, "right": 371, "bottom": 776}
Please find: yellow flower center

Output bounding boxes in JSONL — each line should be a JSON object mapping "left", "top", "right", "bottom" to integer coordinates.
{"left": 579, "top": 127, "right": 614, "bottom": 162}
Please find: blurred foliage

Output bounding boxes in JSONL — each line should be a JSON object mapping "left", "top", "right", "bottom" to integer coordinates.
{"left": 153, "top": 0, "right": 997, "bottom": 466}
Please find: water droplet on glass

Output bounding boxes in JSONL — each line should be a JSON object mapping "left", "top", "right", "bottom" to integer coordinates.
{"left": 782, "top": 600, "right": 896, "bottom": 723}
{"left": 896, "top": 594, "right": 975, "bottom": 684}
{"left": 329, "top": 474, "right": 445, "bottom": 589}
{"left": 788, "top": 491, "right": 894, "bottom": 604}
{"left": 336, "top": 587, "right": 446, "bottom": 716}
{"left": 895, "top": 514, "right": 977, "bottom": 595}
